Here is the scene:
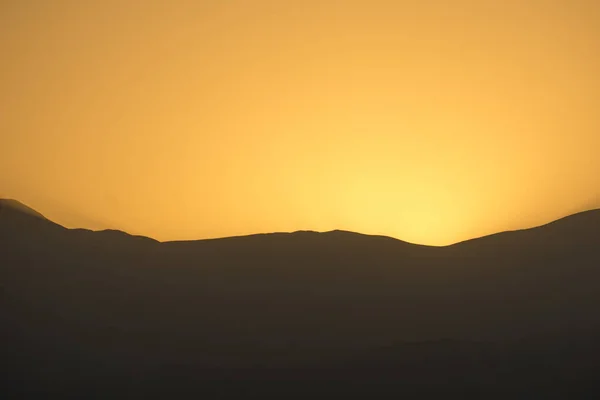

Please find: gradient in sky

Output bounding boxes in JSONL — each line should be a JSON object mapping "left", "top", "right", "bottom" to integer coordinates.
{"left": 1, "top": 0, "right": 599, "bottom": 245}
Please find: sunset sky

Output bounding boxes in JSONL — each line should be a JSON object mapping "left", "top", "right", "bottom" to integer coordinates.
{"left": 1, "top": 0, "right": 599, "bottom": 245}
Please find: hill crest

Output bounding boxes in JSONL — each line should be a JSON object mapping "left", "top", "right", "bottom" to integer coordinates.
{"left": 1, "top": 197, "right": 598, "bottom": 246}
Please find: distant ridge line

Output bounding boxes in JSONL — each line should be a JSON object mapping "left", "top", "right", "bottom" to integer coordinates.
{"left": 0, "top": 198, "right": 598, "bottom": 247}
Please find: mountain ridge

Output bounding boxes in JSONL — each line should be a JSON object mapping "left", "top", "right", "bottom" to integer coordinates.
{"left": 1, "top": 197, "right": 600, "bottom": 398}
{"left": 0, "top": 198, "right": 48, "bottom": 220}
{"left": 2, "top": 197, "right": 598, "bottom": 247}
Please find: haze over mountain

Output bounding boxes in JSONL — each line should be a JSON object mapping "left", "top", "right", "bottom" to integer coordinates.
{"left": 3, "top": 0, "right": 600, "bottom": 246}
{"left": 1, "top": 199, "right": 599, "bottom": 398}
{"left": 3, "top": 2, "right": 600, "bottom": 398}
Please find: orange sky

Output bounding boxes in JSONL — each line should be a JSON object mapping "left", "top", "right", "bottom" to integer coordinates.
{"left": 1, "top": 0, "right": 599, "bottom": 245}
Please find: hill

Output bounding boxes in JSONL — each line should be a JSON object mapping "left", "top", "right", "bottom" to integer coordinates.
{"left": 1, "top": 199, "right": 599, "bottom": 398}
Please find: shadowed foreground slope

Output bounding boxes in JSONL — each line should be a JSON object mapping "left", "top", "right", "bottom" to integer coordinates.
{"left": 1, "top": 199, "right": 599, "bottom": 398}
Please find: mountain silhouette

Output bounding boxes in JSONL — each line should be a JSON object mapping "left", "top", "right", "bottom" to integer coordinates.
{"left": 1, "top": 199, "right": 599, "bottom": 398}
{"left": 0, "top": 198, "right": 47, "bottom": 220}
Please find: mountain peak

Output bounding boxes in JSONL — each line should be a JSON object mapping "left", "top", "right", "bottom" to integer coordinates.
{"left": 0, "top": 199, "right": 47, "bottom": 220}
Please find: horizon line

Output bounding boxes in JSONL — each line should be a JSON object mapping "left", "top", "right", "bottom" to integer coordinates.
{"left": 1, "top": 198, "right": 598, "bottom": 248}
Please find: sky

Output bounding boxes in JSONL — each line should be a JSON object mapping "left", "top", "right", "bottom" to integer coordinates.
{"left": 1, "top": 0, "right": 599, "bottom": 245}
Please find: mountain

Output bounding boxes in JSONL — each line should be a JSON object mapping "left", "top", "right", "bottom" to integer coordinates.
{"left": 1, "top": 199, "right": 599, "bottom": 398}
{"left": 0, "top": 198, "right": 47, "bottom": 220}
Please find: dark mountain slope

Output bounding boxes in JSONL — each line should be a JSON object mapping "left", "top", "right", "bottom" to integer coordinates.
{"left": 0, "top": 199, "right": 47, "bottom": 220}
{"left": 1, "top": 200, "right": 599, "bottom": 398}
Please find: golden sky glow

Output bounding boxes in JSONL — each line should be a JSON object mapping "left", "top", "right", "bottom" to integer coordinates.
{"left": 1, "top": 0, "right": 599, "bottom": 245}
